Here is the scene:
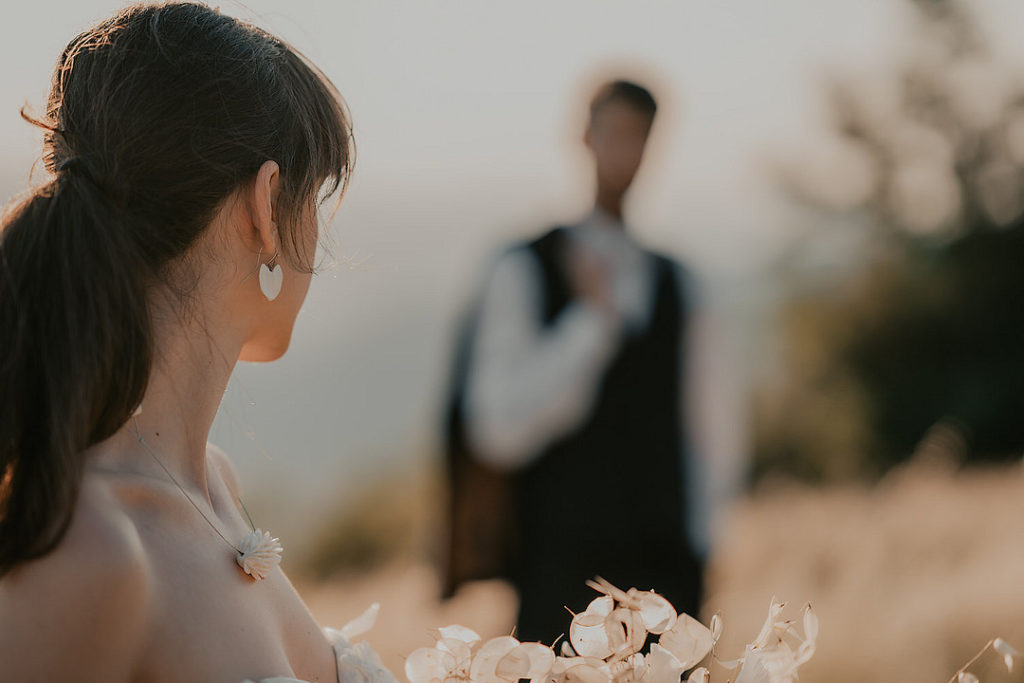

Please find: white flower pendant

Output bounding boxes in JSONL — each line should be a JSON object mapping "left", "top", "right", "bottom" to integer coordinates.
{"left": 236, "top": 528, "right": 283, "bottom": 580}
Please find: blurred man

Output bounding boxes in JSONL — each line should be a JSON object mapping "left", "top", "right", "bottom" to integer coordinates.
{"left": 443, "top": 79, "right": 728, "bottom": 644}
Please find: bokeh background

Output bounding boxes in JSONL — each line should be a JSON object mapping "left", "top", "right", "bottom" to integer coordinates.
{"left": 5, "top": 1, "right": 1024, "bottom": 681}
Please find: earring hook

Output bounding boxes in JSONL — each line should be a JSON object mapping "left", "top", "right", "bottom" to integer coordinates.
{"left": 241, "top": 245, "right": 279, "bottom": 282}
{"left": 241, "top": 246, "right": 263, "bottom": 283}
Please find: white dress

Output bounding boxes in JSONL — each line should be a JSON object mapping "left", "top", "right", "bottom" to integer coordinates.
{"left": 246, "top": 605, "right": 398, "bottom": 683}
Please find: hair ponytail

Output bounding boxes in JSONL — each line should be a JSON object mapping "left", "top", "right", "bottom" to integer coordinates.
{"left": 0, "top": 171, "right": 153, "bottom": 575}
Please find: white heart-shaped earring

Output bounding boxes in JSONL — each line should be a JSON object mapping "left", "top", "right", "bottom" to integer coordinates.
{"left": 258, "top": 253, "right": 283, "bottom": 301}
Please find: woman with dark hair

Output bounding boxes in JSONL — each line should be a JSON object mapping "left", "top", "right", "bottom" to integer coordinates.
{"left": 0, "top": 4, "right": 394, "bottom": 681}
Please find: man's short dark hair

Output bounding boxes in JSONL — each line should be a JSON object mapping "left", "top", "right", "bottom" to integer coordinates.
{"left": 589, "top": 79, "right": 657, "bottom": 124}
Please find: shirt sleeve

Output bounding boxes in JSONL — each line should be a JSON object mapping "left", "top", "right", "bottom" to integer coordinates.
{"left": 678, "top": 264, "right": 749, "bottom": 559}
{"left": 463, "top": 247, "right": 623, "bottom": 471}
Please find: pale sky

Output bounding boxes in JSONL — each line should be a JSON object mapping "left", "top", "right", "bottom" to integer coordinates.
{"left": 5, "top": 1, "right": 1022, "bottom": 551}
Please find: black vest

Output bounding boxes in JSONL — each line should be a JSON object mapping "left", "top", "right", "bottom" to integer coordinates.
{"left": 442, "top": 227, "right": 695, "bottom": 606}
{"left": 512, "top": 228, "right": 690, "bottom": 563}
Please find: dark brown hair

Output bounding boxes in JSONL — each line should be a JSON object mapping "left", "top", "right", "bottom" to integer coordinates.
{"left": 0, "top": 2, "right": 353, "bottom": 576}
{"left": 589, "top": 79, "right": 658, "bottom": 126}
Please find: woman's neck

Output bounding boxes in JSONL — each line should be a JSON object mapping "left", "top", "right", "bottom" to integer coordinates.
{"left": 86, "top": 300, "right": 243, "bottom": 505}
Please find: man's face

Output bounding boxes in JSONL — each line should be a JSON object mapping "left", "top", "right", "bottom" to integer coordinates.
{"left": 585, "top": 99, "right": 652, "bottom": 195}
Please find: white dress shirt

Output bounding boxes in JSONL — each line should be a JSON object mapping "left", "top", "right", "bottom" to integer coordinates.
{"left": 462, "top": 207, "right": 745, "bottom": 558}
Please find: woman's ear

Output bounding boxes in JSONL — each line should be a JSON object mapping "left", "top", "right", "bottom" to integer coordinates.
{"left": 250, "top": 160, "right": 281, "bottom": 254}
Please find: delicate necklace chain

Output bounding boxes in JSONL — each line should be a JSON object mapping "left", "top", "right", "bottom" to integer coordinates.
{"left": 130, "top": 416, "right": 255, "bottom": 554}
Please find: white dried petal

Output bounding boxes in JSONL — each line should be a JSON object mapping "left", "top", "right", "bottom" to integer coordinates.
{"left": 404, "top": 647, "right": 455, "bottom": 683}
{"left": 439, "top": 625, "right": 482, "bottom": 646}
{"left": 235, "top": 528, "right": 282, "bottom": 581}
{"left": 637, "top": 593, "right": 677, "bottom": 635}
{"left": 957, "top": 673, "right": 979, "bottom": 683}
{"left": 795, "top": 638, "right": 816, "bottom": 667}
{"left": 715, "top": 657, "right": 742, "bottom": 671}
{"left": 470, "top": 636, "right": 520, "bottom": 683}
{"left": 770, "top": 619, "right": 795, "bottom": 643}
{"left": 496, "top": 643, "right": 555, "bottom": 682}
{"left": 436, "top": 636, "right": 473, "bottom": 677}
{"left": 606, "top": 654, "right": 643, "bottom": 683}
{"left": 562, "top": 662, "right": 608, "bottom": 683}
{"left": 733, "top": 645, "right": 801, "bottom": 683}
{"left": 437, "top": 637, "right": 472, "bottom": 659}
{"left": 627, "top": 652, "right": 648, "bottom": 681}
{"left": 709, "top": 614, "right": 723, "bottom": 643}
{"left": 686, "top": 667, "right": 709, "bottom": 683}
{"left": 586, "top": 595, "right": 615, "bottom": 617}
{"left": 605, "top": 607, "right": 647, "bottom": 655}
{"left": 802, "top": 605, "right": 818, "bottom": 643}
{"left": 733, "top": 647, "right": 773, "bottom": 683}
{"left": 605, "top": 653, "right": 646, "bottom": 683}
{"left": 640, "top": 643, "right": 684, "bottom": 683}
{"left": 658, "top": 614, "right": 714, "bottom": 669}
{"left": 751, "top": 598, "right": 786, "bottom": 649}
{"left": 550, "top": 656, "right": 573, "bottom": 677}
{"left": 551, "top": 654, "right": 607, "bottom": 682}
{"left": 994, "top": 637, "right": 1019, "bottom": 672}
{"left": 736, "top": 643, "right": 802, "bottom": 683}
{"left": 338, "top": 639, "right": 398, "bottom": 683}
{"left": 340, "top": 602, "right": 380, "bottom": 641}
{"left": 570, "top": 611, "right": 613, "bottom": 659}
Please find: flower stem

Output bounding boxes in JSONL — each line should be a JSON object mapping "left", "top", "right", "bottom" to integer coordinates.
{"left": 948, "top": 639, "right": 994, "bottom": 683}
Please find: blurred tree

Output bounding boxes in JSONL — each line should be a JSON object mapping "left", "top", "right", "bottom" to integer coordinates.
{"left": 758, "top": 0, "right": 1024, "bottom": 479}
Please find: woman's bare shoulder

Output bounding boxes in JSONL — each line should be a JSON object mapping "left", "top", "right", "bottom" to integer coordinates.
{"left": 207, "top": 441, "right": 242, "bottom": 497}
{"left": 0, "top": 477, "right": 150, "bottom": 681}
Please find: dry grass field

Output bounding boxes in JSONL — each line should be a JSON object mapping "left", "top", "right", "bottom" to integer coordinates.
{"left": 297, "top": 459, "right": 1024, "bottom": 682}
